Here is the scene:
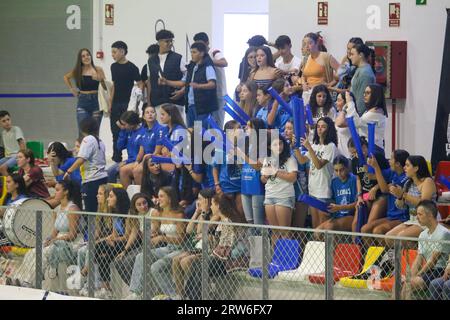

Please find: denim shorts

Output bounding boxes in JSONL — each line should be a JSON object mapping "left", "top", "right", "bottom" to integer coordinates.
{"left": 264, "top": 196, "right": 296, "bottom": 209}
{"left": 77, "top": 93, "right": 100, "bottom": 113}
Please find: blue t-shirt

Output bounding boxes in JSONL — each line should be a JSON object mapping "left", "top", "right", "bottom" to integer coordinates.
{"left": 117, "top": 126, "right": 144, "bottom": 164}
{"left": 5, "top": 194, "right": 28, "bottom": 206}
{"left": 382, "top": 169, "right": 409, "bottom": 221}
{"left": 193, "top": 163, "right": 215, "bottom": 190}
{"left": 113, "top": 217, "right": 125, "bottom": 236}
{"left": 56, "top": 157, "right": 82, "bottom": 186}
{"left": 331, "top": 174, "right": 357, "bottom": 218}
{"left": 168, "top": 124, "right": 187, "bottom": 145}
{"left": 255, "top": 100, "right": 290, "bottom": 133}
{"left": 214, "top": 149, "right": 241, "bottom": 194}
{"left": 241, "top": 162, "right": 265, "bottom": 196}
{"left": 139, "top": 122, "right": 168, "bottom": 155}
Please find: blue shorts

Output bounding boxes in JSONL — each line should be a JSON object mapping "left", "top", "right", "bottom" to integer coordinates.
{"left": 264, "top": 197, "right": 295, "bottom": 210}
{"left": 421, "top": 268, "right": 445, "bottom": 287}
{"left": 0, "top": 156, "right": 17, "bottom": 168}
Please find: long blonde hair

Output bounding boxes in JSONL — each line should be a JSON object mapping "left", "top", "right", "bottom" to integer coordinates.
{"left": 239, "top": 80, "right": 258, "bottom": 117}
{"left": 96, "top": 184, "right": 113, "bottom": 230}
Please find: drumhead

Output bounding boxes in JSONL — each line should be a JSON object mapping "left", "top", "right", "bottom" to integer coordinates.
{"left": 3, "top": 198, "right": 53, "bottom": 248}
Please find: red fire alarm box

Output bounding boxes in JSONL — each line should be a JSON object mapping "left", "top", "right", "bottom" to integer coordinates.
{"left": 365, "top": 41, "right": 407, "bottom": 99}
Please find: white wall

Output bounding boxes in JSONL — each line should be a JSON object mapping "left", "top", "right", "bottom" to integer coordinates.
{"left": 269, "top": 0, "right": 450, "bottom": 159}
{"left": 92, "top": 0, "right": 212, "bottom": 156}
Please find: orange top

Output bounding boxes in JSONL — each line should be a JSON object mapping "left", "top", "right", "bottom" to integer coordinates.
{"left": 303, "top": 55, "right": 326, "bottom": 86}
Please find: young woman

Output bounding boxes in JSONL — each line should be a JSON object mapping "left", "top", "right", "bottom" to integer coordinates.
{"left": 261, "top": 134, "right": 298, "bottom": 240}
{"left": 171, "top": 188, "right": 219, "bottom": 299}
{"left": 77, "top": 183, "right": 114, "bottom": 296}
{"left": 296, "top": 117, "right": 338, "bottom": 228}
{"left": 64, "top": 117, "right": 108, "bottom": 213}
{"left": 94, "top": 188, "right": 130, "bottom": 299}
{"left": 10, "top": 180, "right": 82, "bottom": 288}
{"left": 385, "top": 156, "right": 437, "bottom": 243}
{"left": 250, "top": 46, "right": 282, "bottom": 89}
{"left": 17, "top": 149, "right": 50, "bottom": 199}
{"left": 4, "top": 173, "right": 28, "bottom": 206}
{"left": 265, "top": 79, "right": 292, "bottom": 134}
{"left": 236, "top": 47, "right": 257, "bottom": 100}
{"left": 334, "top": 37, "right": 364, "bottom": 94}
{"left": 213, "top": 120, "right": 244, "bottom": 220}
{"left": 309, "top": 85, "right": 337, "bottom": 142}
{"left": 133, "top": 104, "right": 168, "bottom": 184}
{"left": 348, "top": 137, "right": 389, "bottom": 232}
{"left": 240, "top": 118, "right": 267, "bottom": 226}
{"left": 114, "top": 193, "right": 153, "bottom": 286}
{"left": 127, "top": 186, "right": 185, "bottom": 299}
{"left": 316, "top": 156, "right": 357, "bottom": 232}
{"left": 255, "top": 86, "right": 273, "bottom": 125}
{"left": 349, "top": 43, "right": 376, "bottom": 115}
{"left": 301, "top": 33, "right": 339, "bottom": 103}
{"left": 47, "top": 142, "right": 82, "bottom": 186}
{"left": 334, "top": 91, "right": 358, "bottom": 158}
{"left": 140, "top": 157, "right": 173, "bottom": 202}
{"left": 63, "top": 48, "right": 106, "bottom": 134}
{"left": 238, "top": 80, "right": 259, "bottom": 118}
{"left": 363, "top": 150, "right": 410, "bottom": 236}
{"left": 285, "top": 120, "right": 310, "bottom": 228}
{"left": 116, "top": 111, "right": 144, "bottom": 188}
{"left": 357, "top": 84, "right": 387, "bottom": 152}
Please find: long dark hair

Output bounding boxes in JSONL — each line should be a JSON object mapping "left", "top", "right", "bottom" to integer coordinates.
{"left": 404, "top": 155, "right": 431, "bottom": 193}
{"left": 366, "top": 84, "right": 388, "bottom": 116}
{"left": 246, "top": 117, "right": 267, "bottom": 160}
{"left": 57, "top": 180, "right": 83, "bottom": 210}
{"left": 8, "top": 173, "right": 28, "bottom": 197}
{"left": 305, "top": 32, "right": 327, "bottom": 52}
{"left": 161, "top": 103, "right": 187, "bottom": 130}
{"left": 199, "top": 188, "right": 215, "bottom": 219}
{"left": 109, "top": 188, "right": 131, "bottom": 215}
{"left": 267, "top": 132, "right": 291, "bottom": 167}
{"left": 47, "top": 142, "right": 73, "bottom": 165}
{"left": 313, "top": 117, "right": 338, "bottom": 146}
{"left": 73, "top": 48, "right": 96, "bottom": 89}
{"left": 337, "top": 91, "right": 357, "bottom": 111}
{"left": 213, "top": 193, "right": 245, "bottom": 223}
{"left": 241, "top": 46, "right": 257, "bottom": 82}
{"left": 79, "top": 117, "right": 101, "bottom": 146}
{"left": 310, "top": 84, "right": 333, "bottom": 118}
{"left": 353, "top": 43, "right": 375, "bottom": 72}
{"left": 141, "top": 158, "right": 171, "bottom": 198}
{"left": 255, "top": 46, "right": 275, "bottom": 68}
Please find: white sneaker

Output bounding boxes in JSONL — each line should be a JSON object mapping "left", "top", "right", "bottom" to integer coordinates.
{"left": 94, "top": 288, "right": 113, "bottom": 299}
{"left": 125, "top": 292, "right": 141, "bottom": 300}
{"left": 171, "top": 294, "right": 182, "bottom": 300}
{"left": 79, "top": 287, "right": 89, "bottom": 297}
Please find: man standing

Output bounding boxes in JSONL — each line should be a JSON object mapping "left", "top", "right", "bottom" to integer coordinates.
{"left": 193, "top": 32, "right": 228, "bottom": 129}
{"left": 109, "top": 41, "right": 142, "bottom": 163}
{"left": 148, "top": 29, "right": 186, "bottom": 123}
{"left": 401, "top": 200, "right": 450, "bottom": 298}
{"left": 274, "top": 35, "right": 302, "bottom": 77}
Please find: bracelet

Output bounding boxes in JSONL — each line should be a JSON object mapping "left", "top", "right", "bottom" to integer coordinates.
{"left": 215, "top": 182, "right": 220, "bottom": 186}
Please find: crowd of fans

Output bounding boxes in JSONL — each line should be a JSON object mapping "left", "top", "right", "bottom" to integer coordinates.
{"left": 0, "top": 29, "right": 449, "bottom": 300}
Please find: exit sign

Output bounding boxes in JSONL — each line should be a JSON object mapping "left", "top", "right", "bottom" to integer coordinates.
{"left": 416, "top": 0, "right": 426, "bottom": 5}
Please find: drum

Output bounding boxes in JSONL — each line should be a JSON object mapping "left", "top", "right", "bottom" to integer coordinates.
{"left": 2, "top": 198, "right": 53, "bottom": 248}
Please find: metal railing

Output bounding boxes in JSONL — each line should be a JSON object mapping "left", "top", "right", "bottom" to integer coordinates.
{"left": 0, "top": 206, "right": 449, "bottom": 300}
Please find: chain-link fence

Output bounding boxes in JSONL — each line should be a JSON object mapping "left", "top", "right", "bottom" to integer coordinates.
{"left": 0, "top": 204, "right": 449, "bottom": 300}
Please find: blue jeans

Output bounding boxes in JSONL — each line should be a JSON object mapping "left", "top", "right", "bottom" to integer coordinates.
{"left": 186, "top": 105, "right": 210, "bottom": 128}
{"left": 129, "top": 245, "right": 181, "bottom": 296}
{"left": 77, "top": 93, "right": 102, "bottom": 137}
{"left": 429, "top": 277, "right": 450, "bottom": 300}
{"left": 0, "top": 156, "right": 17, "bottom": 169}
{"left": 241, "top": 194, "right": 265, "bottom": 225}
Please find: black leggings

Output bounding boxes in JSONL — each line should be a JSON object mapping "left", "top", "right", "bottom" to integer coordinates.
{"left": 95, "top": 240, "right": 126, "bottom": 282}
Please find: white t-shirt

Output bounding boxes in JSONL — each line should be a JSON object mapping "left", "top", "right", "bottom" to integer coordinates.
{"left": 336, "top": 101, "right": 358, "bottom": 158}
{"left": 275, "top": 55, "right": 302, "bottom": 73}
{"left": 357, "top": 110, "right": 386, "bottom": 149}
{"left": 209, "top": 48, "right": 227, "bottom": 98}
{"left": 1, "top": 126, "right": 24, "bottom": 156}
{"left": 418, "top": 224, "right": 450, "bottom": 270}
{"left": 78, "top": 135, "right": 108, "bottom": 183}
{"left": 262, "top": 156, "right": 298, "bottom": 198}
{"left": 306, "top": 143, "right": 336, "bottom": 199}
{"left": 158, "top": 53, "right": 187, "bottom": 74}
